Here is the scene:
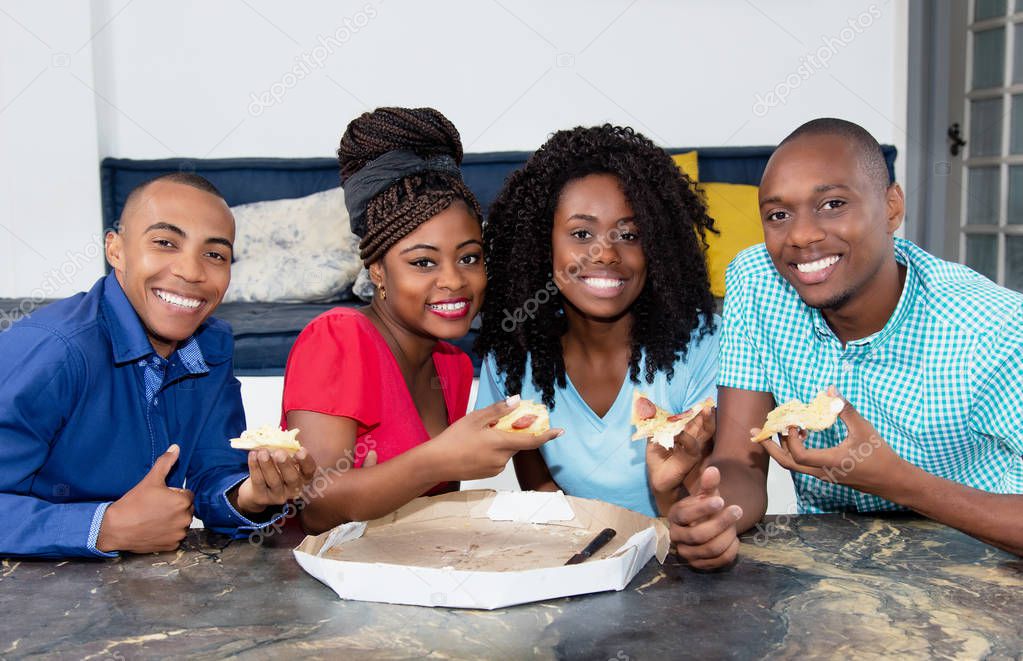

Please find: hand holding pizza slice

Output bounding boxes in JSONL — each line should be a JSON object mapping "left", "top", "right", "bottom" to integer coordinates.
{"left": 750, "top": 390, "right": 844, "bottom": 443}
{"left": 634, "top": 392, "right": 717, "bottom": 515}
{"left": 229, "top": 426, "right": 317, "bottom": 515}
{"left": 632, "top": 392, "right": 716, "bottom": 450}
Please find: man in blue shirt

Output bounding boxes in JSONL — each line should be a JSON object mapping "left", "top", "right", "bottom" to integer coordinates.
{"left": 0, "top": 173, "right": 316, "bottom": 558}
{"left": 669, "top": 119, "right": 1023, "bottom": 569}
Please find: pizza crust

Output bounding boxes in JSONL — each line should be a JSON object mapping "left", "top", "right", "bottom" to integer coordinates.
{"left": 632, "top": 392, "right": 715, "bottom": 450}
{"left": 494, "top": 400, "right": 551, "bottom": 434}
{"left": 230, "top": 426, "right": 302, "bottom": 453}
{"left": 751, "top": 391, "right": 845, "bottom": 443}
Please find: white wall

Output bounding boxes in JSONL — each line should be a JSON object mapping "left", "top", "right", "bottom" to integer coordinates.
{"left": 0, "top": 2, "right": 105, "bottom": 300}
{"left": 1, "top": 0, "right": 908, "bottom": 297}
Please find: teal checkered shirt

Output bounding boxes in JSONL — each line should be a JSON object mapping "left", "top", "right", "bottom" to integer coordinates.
{"left": 719, "top": 237, "right": 1023, "bottom": 513}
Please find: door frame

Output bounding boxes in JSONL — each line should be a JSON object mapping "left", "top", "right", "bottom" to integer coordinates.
{"left": 905, "top": 0, "right": 967, "bottom": 262}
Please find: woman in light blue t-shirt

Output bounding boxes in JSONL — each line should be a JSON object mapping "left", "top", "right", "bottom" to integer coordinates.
{"left": 474, "top": 125, "right": 720, "bottom": 518}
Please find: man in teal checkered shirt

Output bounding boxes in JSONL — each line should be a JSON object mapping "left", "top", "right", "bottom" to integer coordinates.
{"left": 669, "top": 118, "right": 1023, "bottom": 569}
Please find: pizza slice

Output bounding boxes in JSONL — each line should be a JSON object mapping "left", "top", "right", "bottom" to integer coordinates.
{"left": 494, "top": 399, "right": 551, "bottom": 434}
{"left": 230, "top": 426, "right": 302, "bottom": 453}
{"left": 631, "top": 391, "right": 670, "bottom": 441}
{"left": 632, "top": 392, "right": 716, "bottom": 450}
{"left": 751, "top": 390, "right": 845, "bottom": 443}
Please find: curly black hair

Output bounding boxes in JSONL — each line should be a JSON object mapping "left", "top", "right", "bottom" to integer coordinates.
{"left": 475, "top": 124, "right": 717, "bottom": 409}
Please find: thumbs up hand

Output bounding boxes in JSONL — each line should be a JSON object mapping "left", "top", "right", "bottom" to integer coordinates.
{"left": 97, "top": 444, "right": 195, "bottom": 554}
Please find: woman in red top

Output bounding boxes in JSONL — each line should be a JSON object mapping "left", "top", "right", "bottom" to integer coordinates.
{"left": 282, "top": 108, "right": 561, "bottom": 533}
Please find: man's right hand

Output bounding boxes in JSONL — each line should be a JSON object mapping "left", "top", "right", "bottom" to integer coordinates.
{"left": 96, "top": 444, "right": 195, "bottom": 554}
{"left": 668, "top": 466, "right": 743, "bottom": 570}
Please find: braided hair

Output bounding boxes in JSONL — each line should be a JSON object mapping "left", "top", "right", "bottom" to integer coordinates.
{"left": 476, "top": 124, "right": 717, "bottom": 409}
{"left": 337, "top": 107, "right": 482, "bottom": 264}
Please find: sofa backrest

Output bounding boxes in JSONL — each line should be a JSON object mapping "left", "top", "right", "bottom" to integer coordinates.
{"left": 99, "top": 146, "right": 898, "bottom": 234}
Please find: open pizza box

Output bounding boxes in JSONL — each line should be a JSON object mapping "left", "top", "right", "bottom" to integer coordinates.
{"left": 293, "top": 489, "right": 670, "bottom": 610}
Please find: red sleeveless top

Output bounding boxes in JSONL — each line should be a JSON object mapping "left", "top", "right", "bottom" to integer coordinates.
{"left": 281, "top": 308, "right": 473, "bottom": 491}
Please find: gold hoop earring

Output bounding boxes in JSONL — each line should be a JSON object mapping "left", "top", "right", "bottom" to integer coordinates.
{"left": 378, "top": 285, "right": 386, "bottom": 301}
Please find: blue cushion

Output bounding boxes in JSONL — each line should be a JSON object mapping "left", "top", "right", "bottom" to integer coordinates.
{"left": 100, "top": 146, "right": 897, "bottom": 232}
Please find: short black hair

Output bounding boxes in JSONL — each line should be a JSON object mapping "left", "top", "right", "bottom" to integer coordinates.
{"left": 778, "top": 118, "right": 890, "bottom": 191}
{"left": 118, "top": 173, "right": 224, "bottom": 231}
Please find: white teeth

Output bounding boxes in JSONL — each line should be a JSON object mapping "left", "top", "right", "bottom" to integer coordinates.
{"left": 155, "top": 289, "right": 202, "bottom": 309}
{"left": 796, "top": 255, "right": 840, "bottom": 273}
{"left": 428, "top": 301, "right": 468, "bottom": 312}
{"left": 582, "top": 277, "right": 624, "bottom": 289}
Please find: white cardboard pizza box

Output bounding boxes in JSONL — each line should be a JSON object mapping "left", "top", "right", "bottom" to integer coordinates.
{"left": 293, "top": 489, "right": 670, "bottom": 610}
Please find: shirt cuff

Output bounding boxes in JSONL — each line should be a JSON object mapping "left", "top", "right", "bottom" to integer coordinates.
{"left": 220, "top": 475, "right": 287, "bottom": 532}
{"left": 86, "top": 502, "right": 119, "bottom": 558}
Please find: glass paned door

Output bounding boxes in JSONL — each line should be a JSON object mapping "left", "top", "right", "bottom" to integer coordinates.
{"left": 961, "top": 0, "right": 1023, "bottom": 290}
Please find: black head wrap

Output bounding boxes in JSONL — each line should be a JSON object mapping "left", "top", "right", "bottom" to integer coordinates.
{"left": 342, "top": 150, "right": 462, "bottom": 260}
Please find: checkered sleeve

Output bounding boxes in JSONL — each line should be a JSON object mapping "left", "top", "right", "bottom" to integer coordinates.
{"left": 969, "top": 309, "right": 1023, "bottom": 457}
{"left": 717, "top": 257, "right": 770, "bottom": 392}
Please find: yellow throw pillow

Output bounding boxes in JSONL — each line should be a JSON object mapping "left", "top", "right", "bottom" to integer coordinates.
{"left": 671, "top": 150, "right": 699, "bottom": 182}
{"left": 700, "top": 182, "right": 764, "bottom": 298}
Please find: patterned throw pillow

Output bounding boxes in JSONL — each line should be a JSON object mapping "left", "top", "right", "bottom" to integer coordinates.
{"left": 224, "top": 187, "right": 361, "bottom": 303}
{"left": 352, "top": 266, "right": 376, "bottom": 302}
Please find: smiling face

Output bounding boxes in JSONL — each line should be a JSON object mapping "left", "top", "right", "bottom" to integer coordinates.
{"left": 369, "top": 200, "right": 485, "bottom": 341}
{"left": 105, "top": 180, "right": 234, "bottom": 357}
{"left": 758, "top": 133, "right": 904, "bottom": 311}
{"left": 551, "top": 173, "right": 647, "bottom": 322}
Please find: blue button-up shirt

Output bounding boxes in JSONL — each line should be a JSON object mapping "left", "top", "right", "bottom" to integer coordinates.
{"left": 0, "top": 272, "right": 271, "bottom": 558}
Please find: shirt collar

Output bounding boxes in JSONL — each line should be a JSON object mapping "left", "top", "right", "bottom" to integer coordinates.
{"left": 174, "top": 335, "right": 210, "bottom": 375}
{"left": 100, "top": 271, "right": 230, "bottom": 367}
{"left": 101, "top": 271, "right": 158, "bottom": 364}
{"left": 810, "top": 238, "right": 918, "bottom": 348}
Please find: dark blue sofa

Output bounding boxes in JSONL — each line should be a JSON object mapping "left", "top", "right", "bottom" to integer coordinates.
{"left": 2, "top": 146, "right": 896, "bottom": 376}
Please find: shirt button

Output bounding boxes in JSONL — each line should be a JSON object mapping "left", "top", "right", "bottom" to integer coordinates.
{"left": 153, "top": 398, "right": 159, "bottom": 406}
{"left": 842, "top": 362, "right": 854, "bottom": 373}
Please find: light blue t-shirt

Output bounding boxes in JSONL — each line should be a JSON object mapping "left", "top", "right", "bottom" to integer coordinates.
{"left": 475, "top": 320, "right": 719, "bottom": 517}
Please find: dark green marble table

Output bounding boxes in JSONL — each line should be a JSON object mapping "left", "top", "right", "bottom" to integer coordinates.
{"left": 1, "top": 514, "right": 1020, "bottom": 660}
